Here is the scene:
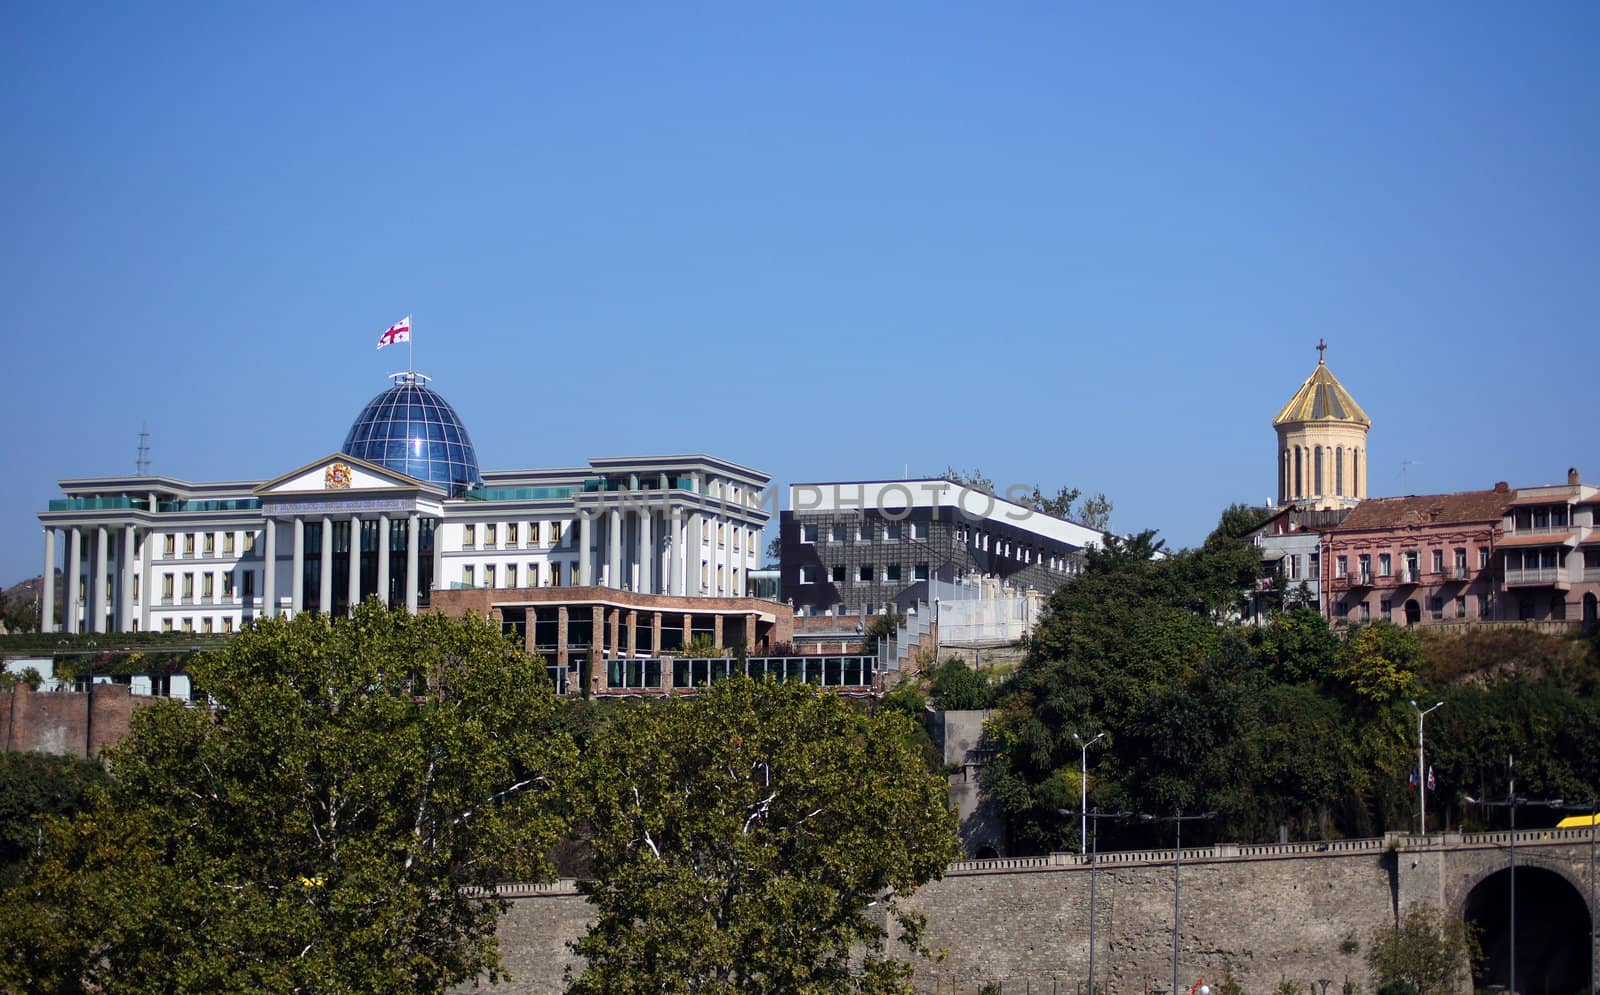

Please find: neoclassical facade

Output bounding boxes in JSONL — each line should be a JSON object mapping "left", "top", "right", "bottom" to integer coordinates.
{"left": 38, "top": 374, "right": 770, "bottom": 635}
{"left": 1274, "top": 342, "right": 1370, "bottom": 510}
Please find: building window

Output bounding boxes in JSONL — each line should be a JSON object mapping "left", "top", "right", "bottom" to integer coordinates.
{"left": 733, "top": 529, "right": 741, "bottom": 552}
{"left": 716, "top": 564, "right": 725, "bottom": 592}
{"left": 162, "top": 574, "right": 174, "bottom": 603}
{"left": 1479, "top": 547, "right": 1490, "bottom": 569}
{"left": 799, "top": 565, "right": 817, "bottom": 584}
{"left": 182, "top": 573, "right": 195, "bottom": 601}
{"left": 164, "top": 534, "right": 176, "bottom": 557}
{"left": 1285, "top": 555, "right": 1299, "bottom": 580}
{"left": 222, "top": 617, "right": 234, "bottom": 634}
{"left": 857, "top": 522, "right": 873, "bottom": 542}
{"left": 1378, "top": 553, "right": 1392, "bottom": 577}
{"left": 1335, "top": 556, "right": 1347, "bottom": 578}
{"left": 1336, "top": 600, "right": 1348, "bottom": 619}
{"left": 182, "top": 617, "right": 194, "bottom": 633}
{"left": 1380, "top": 598, "right": 1392, "bottom": 616}
{"left": 549, "top": 522, "right": 561, "bottom": 546}
{"left": 242, "top": 571, "right": 254, "bottom": 597}
{"left": 1314, "top": 446, "right": 1324, "bottom": 495}
{"left": 857, "top": 564, "right": 873, "bottom": 583}
{"left": 886, "top": 565, "right": 902, "bottom": 583}
{"left": 1353, "top": 450, "right": 1360, "bottom": 495}
{"left": 1294, "top": 447, "right": 1303, "bottom": 498}
{"left": 1455, "top": 596, "right": 1466, "bottom": 618}
{"left": 222, "top": 573, "right": 233, "bottom": 598}
{"left": 886, "top": 523, "right": 902, "bottom": 541}
{"left": 831, "top": 565, "right": 847, "bottom": 584}
{"left": 205, "top": 533, "right": 217, "bottom": 556}
{"left": 132, "top": 575, "right": 141, "bottom": 603}
{"left": 1454, "top": 548, "right": 1468, "bottom": 574}
{"left": 184, "top": 534, "right": 195, "bottom": 556}
{"left": 1479, "top": 593, "right": 1492, "bottom": 618}
{"left": 827, "top": 524, "right": 845, "bottom": 543}
{"left": 202, "top": 617, "right": 213, "bottom": 635}
{"left": 800, "top": 524, "right": 818, "bottom": 543}
{"left": 202, "top": 574, "right": 214, "bottom": 600}
{"left": 464, "top": 525, "right": 476, "bottom": 549}
{"left": 505, "top": 564, "right": 517, "bottom": 588}
{"left": 223, "top": 532, "right": 235, "bottom": 556}
{"left": 1431, "top": 549, "right": 1444, "bottom": 574}
{"left": 914, "top": 563, "right": 929, "bottom": 581}
{"left": 244, "top": 531, "right": 256, "bottom": 553}
{"left": 486, "top": 524, "right": 497, "bottom": 548}
{"left": 717, "top": 523, "right": 725, "bottom": 547}
{"left": 1357, "top": 554, "right": 1371, "bottom": 582}
{"left": 162, "top": 619, "right": 173, "bottom": 633}
{"left": 1359, "top": 601, "right": 1371, "bottom": 622}
{"left": 486, "top": 564, "right": 497, "bottom": 588}
{"left": 1429, "top": 596, "right": 1444, "bottom": 620}
{"left": 550, "top": 562, "right": 561, "bottom": 586}
{"left": 1335, "top": 447, "right": 1344, "bottom": 496}
{"left": 463, "top": 565, "right": 476, "bottom": 588}
{"left": 1405, "top": 551, "right": 1420, "bottom": 578}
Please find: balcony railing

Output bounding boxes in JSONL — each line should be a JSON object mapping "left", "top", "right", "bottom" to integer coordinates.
{"left": 1503, "top": 567, "right": 1566, "bottom": 588}
{"left": 1446, "top": 565, "right": 1471, "bottom": 581}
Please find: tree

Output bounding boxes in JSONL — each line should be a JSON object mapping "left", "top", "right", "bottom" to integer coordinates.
{"left": 0, "top": 602, "right": 574, "bottom": 995}
{"left": 929, "top": 657, "right": 993, "bottom": 711}
{"left": 862, "top": 611, "right": 904, "bottom": 654}
{"left": 765, "top": 534, "right": 782, "bottom": 565}
{"left": 1366, "top": 904, "right": 1479, "bottom": 995}
{"left": 0, "top": 752, "right": 108, "bottom": 888}
{"left": 568, "top": 678, "right": 961, "bottom": 993}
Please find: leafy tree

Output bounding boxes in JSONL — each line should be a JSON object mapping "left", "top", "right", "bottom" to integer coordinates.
{"left": 941, "top": 468, "right": 1113, "bottom": 529}
{"left": 1335, "top": 622, "right": 1424, "bottom": 703}
{"left": 568, "top": 678, "right": 961, "bottom": 993}
{"left": 0, "top": 603, "right": 574, "bottom": 995}
{"left": 929, "top": 657, "right": 993, "bottom": 711}
{"left": 862, "top": 611, "right": 904, "bottom": 654}
{"left": 1365, "top": 904, "right": 1479, "bottom": 995}
{"left": 765, "top": 534, "right": 781, "bottom": 566}
{"left": 0, "top": 752, "right": 108, "bottom": 887}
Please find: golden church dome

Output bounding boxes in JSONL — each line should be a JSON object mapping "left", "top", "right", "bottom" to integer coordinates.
{"left": 1272, "top": 345, "right": 1370, "bottom": 428}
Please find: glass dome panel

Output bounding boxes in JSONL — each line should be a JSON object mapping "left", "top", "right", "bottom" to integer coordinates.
{"left": 341, "top": 375, "right": 482, "bottom": 496}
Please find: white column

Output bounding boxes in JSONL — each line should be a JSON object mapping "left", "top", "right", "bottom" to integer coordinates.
{"left": 668, "top": 508, "right": 682, "bottom": 596}
{"left": 608, "top": 508, "right": 622, "bottom": 589}
{"left": 291, "top": 517, "right": 305, "bottom": 615}
{"left": 92, "top": 526, "right": 109, "bottom": 634}
{"left": 139, "top": 527, "right": 153, "bottom": 632}
{"left": 405, "top": 512, "right": 420, "bottom": 613}
{"left": 377, "top": 514, "right": 391, "bottom": 609}
{"left": 319, "top": 516, "right": 334, "bottom": 615}
{"left": 579, "top": 513, "right": 594, "bottom": 586}
{"left": 41, "top": 528, "right": 56, "bottom": 633}
{"left": 347, "top": 515, "right": 362, "bottom": 614}
{"left": 65, "top": 527, "right": 81, "bottom": 633}
{"left": 630, "top": 515, "right": 643, "bottom": 591}
{"left": 119, "top": 525, "right": 136, "bottom": 631}
{"left": 263, "top": 519, "right": 277, "bottom": 620}
{"left": 688, "top": 513, "right": 703, "bottom": 596}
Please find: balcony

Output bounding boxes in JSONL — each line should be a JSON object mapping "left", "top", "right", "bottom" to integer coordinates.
{"left": 1503, "top": 567, "right": 1568, "bottom": 589}
{"left": 1395, "top": 568, "right": 1419, "bottom": 586}
{"left": 1330, "top": 571, "right": 1375, "bottom": 591}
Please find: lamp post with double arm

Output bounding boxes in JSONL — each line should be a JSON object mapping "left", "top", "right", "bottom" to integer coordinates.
{"left": 1466, "top": 784, "right": 1568, "bottom": 995}
{"left": 1409, "top": 699, "right": 1442, "bottom": 835}
{"left": 1140, "top": 809, "right": 1216, "bottom": 995}
{"left": 1072, "top": 731, "right": 1106, "bottom": 855}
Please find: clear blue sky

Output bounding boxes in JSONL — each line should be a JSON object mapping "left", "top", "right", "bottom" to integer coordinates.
{"left": 3, "top": 2, "right": 1596, "bottom": 585}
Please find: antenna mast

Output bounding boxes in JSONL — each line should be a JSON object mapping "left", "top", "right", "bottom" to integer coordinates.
{"left": 135, "top": 423, "right": 152, "bottom": 476}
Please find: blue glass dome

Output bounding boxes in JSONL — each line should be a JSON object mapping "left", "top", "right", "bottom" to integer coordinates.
{"left": 342, "top": 374, "right": 482, "bottom": 496}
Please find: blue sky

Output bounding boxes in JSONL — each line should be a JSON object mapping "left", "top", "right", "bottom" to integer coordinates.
{"left": 3, "top": 2, "right": 1596, "bottom": 585}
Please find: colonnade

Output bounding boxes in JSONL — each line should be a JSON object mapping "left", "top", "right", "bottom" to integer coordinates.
{"left": 580, "top": 503, "right": 750, "bottom": 597}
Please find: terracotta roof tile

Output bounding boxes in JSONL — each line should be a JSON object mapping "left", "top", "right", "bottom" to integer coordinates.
{"left": 1329, "top": 490, "right": 1509, "bottom": 533}
{"left": 1497, "top": 531, "right": 1576, "bottom": 549}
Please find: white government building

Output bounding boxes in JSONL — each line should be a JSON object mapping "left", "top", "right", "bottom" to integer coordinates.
{"left": 38, "top": 373, "right": 770, "bottom": 635}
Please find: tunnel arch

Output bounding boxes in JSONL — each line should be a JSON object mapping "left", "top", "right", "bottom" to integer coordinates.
{"left": 1458, "top": 862, "right": 1592, "bottom": 995}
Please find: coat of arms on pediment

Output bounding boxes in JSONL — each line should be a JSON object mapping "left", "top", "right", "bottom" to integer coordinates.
{"left": 325, "top": 463, "right": 353, "bottom": 489}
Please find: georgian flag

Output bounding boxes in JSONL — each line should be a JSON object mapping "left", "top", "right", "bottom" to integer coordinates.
{"left": 1427, "top": 765, "right": 1436, "bottom": 793}
{"left": 377, "top": 316, "right": 412, "bottom": 349}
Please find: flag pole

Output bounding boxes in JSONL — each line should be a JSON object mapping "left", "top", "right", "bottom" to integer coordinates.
{"left": 408, "top": 317, "right": 414, "bottom": 375}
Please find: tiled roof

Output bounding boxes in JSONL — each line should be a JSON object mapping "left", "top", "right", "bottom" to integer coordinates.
{"left": 1497, "top": 531, "right": 1576, "bottom": 549}
{"left": 1273, "top": 362, "right": 1371, "bottom": 427}
{"left": 1329, "top": 490, "right": 1509, "bottom": 532}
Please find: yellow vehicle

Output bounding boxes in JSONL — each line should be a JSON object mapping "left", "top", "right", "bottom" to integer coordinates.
{"left": 1556, "top": 812, "right": 1599, "bottom": 829}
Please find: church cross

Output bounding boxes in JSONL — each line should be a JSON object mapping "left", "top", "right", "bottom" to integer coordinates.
{"left": 1316, "top": 338, "right": 1327, "bottom": 364}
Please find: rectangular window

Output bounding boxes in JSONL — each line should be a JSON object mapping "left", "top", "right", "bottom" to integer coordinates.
{"left": 222, "top": 617, "right": 234, "bottom": 634}
{"left": 551, "top": 562, "right": 562, "bottom": 586}
{"left": 1431, "top": 549, "right": 1444, "bottom": 573}
{"left": 132, "top": 575, "right": 141, "bottom": 603}
{"left": 858, "top": 522, "right": 873, "bottom": 542}
{"left": 486, "top": 524, "right": 497, "bottom": 548}
{"left": 164, "top": 534, "right": 176, "bottom": 557}
{"left": 182, "top": 573, "right": 195, "bottom": 600}
{"left": 223, "top": 532, "right": 235, "bottom": 556}
{"left": 1478, "top": 547, "right": 1490, "bottom": 569}
{"left": 857, "top": 564, "right": 873, "bottom": 583}
{"left": 464, "top": 525, "right": 476, "bottom": 549}
{"left": 885, "top": 564, "right": 902, "bottom": 583}
{"left": 1454, "top": 548, "right": 1468, "bottom": 572}
{"left": 1405, "top": 551, "right": 1420, "bottom": 577}
{"left": 830, "top": 565, "right": 847, "bottom": 584}
{"left": 529, "top": 522, "right": 542, "bottom": 546}
{"left": 1378, "top": 553, "right": 1392, "bottom": 577}
{"left": 733, "top": 529, "right": 741, "bottom": 552}
{"left": 1380, "top": 598, "right": 1392, "bottom": 616}
{"left": 716, "top": 564, "right": 724, "bottom": 592}
{"left": 507, "top": 523, "right": 518, "bottom": 546}
{"left": 202, "top": 574, "right": 214, "bottom": 600}
{"left": 1429, "top": 595, "right": 1444, "bottom": 620}
{"left": 800, "top": 524, "right": 818, "bottom": 543}
{"left": 505, "top": 564, "right": 517, "bottom": 588}
{"left": 1360, "top": 601, "right": 1371, "bottom": 622}
{"left": 1285, "top": 555, "right": 1299, "bottom": 580}
{"left": 914, "top": 563, "right": 929, "bottom": 581}
{"left": 1455, "top": 596, "right": 1466, "bottom": 618}
{"left": 222, "top": 573, "right": 233, "bottom": 598}
{"left": 486, "top": 564, "right": 497, "bottom": 588}
{"left": 799, "top": 565, "right": 817, "bottom": 584}
{"left": 463, "top": 565, "right": 475, "bottom": 588}
{"left": 700, "top": 562, "right": 709, "bottom": 588}
{"left": 202, "top": 617, "right": 213, "bottom": 635}
{"left": 182, "top": 617, "right": 194, "bottom": 633}
{"left": 1335, "top": 556, "right": 1347, "bottom": 578}
{"left": 162, "top": 618, "right": 173, "bottom": 633}
{"left": 910, "top": 521, "right": 928, "bottom": 540}
{"left": 885, "top": 523, "right": 902, "bottom": 541}
{"left": 1358, "top": 554, "right": 1372, "bottom": 582}
{"left": 242, "top": 571, "right": 254, "bottom": 597}
{"left": 830, "top": 524, "right": 847, "bottom": 543}
{"left": 202, "top": 533, "right": 214, "bottom": 556}
{"left": 162, "top": 574, "right": 174, "bottom": 602}
{"left": 717, "top": 523, "right": 725, "bottom": 547}
{"left": 184, "top": 534, "right": 195, "bottom": 556}
{"left": 244, "top": 531, "right": 256, "bottom": 553}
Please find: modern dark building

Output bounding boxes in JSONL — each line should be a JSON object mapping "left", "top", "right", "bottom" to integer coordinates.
{"left": 779, "top": 479, "right": 1106, "bottom": 615}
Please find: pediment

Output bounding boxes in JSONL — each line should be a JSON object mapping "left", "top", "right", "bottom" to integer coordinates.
{"left": 254, "top": 453, "right": 432, "bottom": 497}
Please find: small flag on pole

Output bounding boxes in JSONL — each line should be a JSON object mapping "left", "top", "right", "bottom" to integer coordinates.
{"left": 377, "top": 316, "right": 412, "bottom": 350}
{"left": 1409, "top": 769, "right": 1418, "bottom": 791}
{"left": 1426, "top": 765, "right": 1436, "bottom": 792}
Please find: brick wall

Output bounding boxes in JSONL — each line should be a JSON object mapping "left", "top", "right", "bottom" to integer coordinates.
{"left": 2, "top": 684, "right": 154, "bottom": 758}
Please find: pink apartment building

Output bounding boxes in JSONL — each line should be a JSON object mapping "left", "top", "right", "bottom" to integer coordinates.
{"left": 1496, "top": 469, "right": 1600, "bottom": 624}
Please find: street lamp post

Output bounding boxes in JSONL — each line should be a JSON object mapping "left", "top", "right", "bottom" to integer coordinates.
{"left": 1141, "top": 810, "right": 1216, "bottom": 995}
{"left": 1467, "top": 785, "right": 1568, "bottom": 995}
{"left": 1072, "top": 731, "right": 1106, "bottom": 855}
{"left": 1409, "top": 699, "right": 1442, "bottom": 835}
{"left": 1076, "top": 808, "right": 1129, "bottom": 995}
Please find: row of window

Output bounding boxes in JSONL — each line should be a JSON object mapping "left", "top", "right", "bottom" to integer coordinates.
{"left": 155, "top": 616, "right": 237, "bottom": 635}
{"left": 798, "top": 522, "right": 931, "bottom": 543}
{"left": 797, "top": 522, "right": 1074, "bottom": 573}
{"left": 1334, "top": 547, "right": 1489, "bottom": 580}
{"left": 462, "top": 520, "right": 760, "bottom": 556}
{"left": 1336, "top": 594, "right": 1488, "bottom": 622}
{"left": 1283, "top": 445, "right": 1362, "bottom": 500}
{"left": 797, "top": 563, "right": 932, "bottom": 585}
{"left": 157, "top": 531, "right": 258, "bottom": 559}
{"left": 458, "top": 561, "right": 748, "bottom": 595}
{"left": 156, "top": 570, "right": 257, "bottom": 604}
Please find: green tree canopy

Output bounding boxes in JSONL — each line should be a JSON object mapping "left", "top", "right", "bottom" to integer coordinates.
{"left": 0, "top": 602, "right": 574, "bottom": 995}
{"left": 568, "top": 678, "right": 961, "bottom": 993}
{"left": 1366, "top": 904, "right": 1479, "bottom": 995}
